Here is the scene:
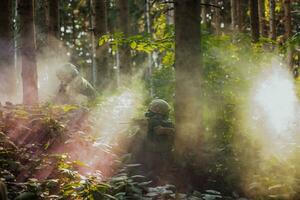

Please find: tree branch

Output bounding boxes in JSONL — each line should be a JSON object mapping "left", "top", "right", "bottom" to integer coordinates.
{"left": 159, "top": 1, "right": 222, "bottom": 9}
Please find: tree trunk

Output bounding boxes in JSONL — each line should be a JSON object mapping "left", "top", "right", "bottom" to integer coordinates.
{"left": 35, "top": 0, "right": 46, "bottom": 50}
{"left": 283, "top": 0, "right": 293, "bottom": 73}
{"left": 0, "top": 0, "right": 15, "bottom": 99}
{"left": 19, "top": 0, "right": 39, "bottom": 105}
{"left": 249, "top": 0, "right": 260, "bottom": 42}
{"left": 223, "top": 1, "right": 232, "bottom": 28}
{"left": 269, "top": 0, "right": 276, "bottom": 40}
{"left": 258, "top": 0, "right": 266, "bottom": 37}
{"left": 201, "top": 0, "right": 207, "bottom": 27}
{"left": 201, "top": 0, "right": 211, "bottom": 30}
{"left": 213, "top": 0, "right": 221, "bottom": 34}
{"left": 146, "top": 0, "right": 153, "bottom": 96}
{"left": 92, "top": 0, "right": 109, "bottom": 89}
{"left": 283, "top": 0, "right": 292, "bottom": 40}
{"left": 48, "top": 0, "right": 59, "bottom": 38}
{"left": 175, "top": 0, "right": 202, "bottom": 150}
{"left": 117, "top": 0, "right": 131, "bottom": 81}
{"left": 231, "top": 0, "right": 237, "bottom": 30}
{"left": 236, "top": 0, "right": 242, "bottom": 31}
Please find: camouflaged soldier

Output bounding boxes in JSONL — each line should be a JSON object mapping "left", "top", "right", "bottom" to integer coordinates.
{"left": 143, "top": 99, "right": 175, "bottom": 175}
{"left": 55, "top": 63, "right": 97, "bottom": 104}
{"left": 145, "top": 99, "right": 175, "bottom": 152}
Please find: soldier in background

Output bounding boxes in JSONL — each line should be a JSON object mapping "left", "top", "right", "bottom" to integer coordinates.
{"left": 55, "top": 63, "right": 97, "bottom": 104}
{"left": 130, "top": 99, "right": 175, "bottom": 183}
{"left": 144, "top": 99, "right": 175, "bottom": 171}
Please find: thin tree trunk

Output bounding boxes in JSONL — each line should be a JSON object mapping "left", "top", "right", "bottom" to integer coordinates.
{"left": 146, "top": 0, "right": 153, "bottom": 96}
{"left": 48, "top": 0, "right": 59, "bottom": 38}
{"left": 223, "top": 1, "right": 232, "bottom": 28}
{"left": 213, "top": 0, "right": 221, "bottom": 34}
{"left": 283, "top": 0, "right": 293, "bottom": 73}
{"left": 14, "top": 0, "right": 21, "bottom": 89}
{"left": 19, "top": 0, "right": 39, "bottom": 105}
{"left": 258, "top": 0, "right": 266, "bottom": 37}
{"left": 283, "top": 0, "right": 292, "bottom": 40}
{"left": 0, "top": 0, "right": 15, "bottom": 99}
{"left": 35, "top": 0, "right": 47, "bottom": 50}
{"left": 175, "top": 0, "right": 202, "bottom": 150}
{"left": 201, "top": 0, "right": 208, "bottom": 27}
{"left": 201, "top": 0, "right": 211, "bottom": 30}
{"left": 249, "top": 0, "right": 260, "bottom": 42}
{"left": 93, "top": 0, "right": 109, "bottom": 89}
{"left": 231, "top": 0, "right": 237, "bottom": 30}
{"left": 117, "top": 0, "right": 131, "bottom": 81}
{"left": 269, "top": 0, "right": 276, "bottom": 40}
{"left": 236, "top": 0, "right": 242, "bottom": 31}
{"left": 90, "top": 0, "right": 97, "bottom": 87}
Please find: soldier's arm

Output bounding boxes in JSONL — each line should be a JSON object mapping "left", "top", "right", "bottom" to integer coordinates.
{"left": 79, "top": 78, "right": 97, "bottom": 99}
{"left": 154, "top": 126, "right": 175, "bottom": 135}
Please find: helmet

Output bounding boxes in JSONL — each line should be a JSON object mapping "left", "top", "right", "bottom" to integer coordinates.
{"left": 56, "top": 63, "right": 79, "bottom": 83}
{"left": 148, "top": 99, "right": 170, "bottom": 116}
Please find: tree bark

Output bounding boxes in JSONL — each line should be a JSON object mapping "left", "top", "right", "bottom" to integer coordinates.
{"left": 175, "top": 0, "right": 202, "bottom": 150}
{"left": 249, "top": 0, "right": 260, "bottom": 42}
{"left": 269, "top": 0, "right": 276, "bottom": 40}
{"left": 236, "top": 0, "right": 242, "bottom": 31}
{"left": 35, "top": 0, "right": 49, "bottom": 50}
{"left": 48, "top": 0, "right": 59, "bottom": 38}
{"left": 92, "top": 0, "right": 109, "bottom": 89}
{"left": 201, "top": 0, "right": 208, "bottom": 27}
{"left": 19, "top": 0, "right": 39, "bottom": 105}
{"left": 258, "top": 0, "right": 266, "bottom": 37}
{"left": 231, "top": 0, "right": 237, "bottom": 30}
{"left": 0, "top": 0, "right": 15, "bottom": 98}
{"left": 213, "top": 0, "right": 221, "bottom": 34}
{"left": 201, "top": 0, "right": 211, "bottom": 30}
{"left": 283, "top": 0, "right": 293, "bottom": 73}
{"left": 117, "top": 0, "right": 131, "bottom": 80}
{"left": 283, "top": 0, "right": 292, "bottom": 40}
{"left": 145, "top": 0, "right": 153, "bottom": 96}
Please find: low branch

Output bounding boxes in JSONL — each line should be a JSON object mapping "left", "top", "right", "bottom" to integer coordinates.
{"left": 159, "top": 1, "right": 222, "bottom": 9}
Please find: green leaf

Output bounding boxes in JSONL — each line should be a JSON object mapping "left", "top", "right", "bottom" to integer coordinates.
{"left": 130, "top": 41, "right": 137, "bottom": 49}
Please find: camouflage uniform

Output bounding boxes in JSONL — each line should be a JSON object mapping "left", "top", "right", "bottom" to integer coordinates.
{"left": 143, "top": 99, "right": 175, "bottom": 177}
{"left": 55, "top": 63, "right": 96, "bottom": 104}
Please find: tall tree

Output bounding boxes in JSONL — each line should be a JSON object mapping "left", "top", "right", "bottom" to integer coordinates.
{"left": 117, "top": 0, "right": 131, "bottom": 81}
{"left": 236, "top": 0, "right": 242, "bottom": 31}
{"left": 258, "top": 0, "right": 266, "bottom": 37}
{"left": 0, "top": 0, "right": 15, "bottom": 98}
{"left": 269, "top": 0, "right": 276, "bottom": 40}
{"left": 91, "top": 0, "right": 109, "bottom": 88}
{"left": 174, "top": 0, "right": 202, "bottom": 149}
{"left": 19, "top": 0, "right": 38, "bottom": 105}
{"left": 249, "top": 0, "right": 260, "bottom": 42}
{"left": 201, "top": 0, "right": 209, "bottom": 28}
{"left": 231, "top": 0, "right": 238, "bottom": 30}
{"left": 213, "top": 0, "right": 221, "bottom": 34}
{"left": 48, "top": 0, "right": 59, "bottom": 38}
{"left": 283, "top": 0, "right": 292, "bottom": 40}
{"left": 283, "top": 0, "right": 293, "bottom": 72}
{"left": 145, "top": 0, "right": 153, "bottom": 96}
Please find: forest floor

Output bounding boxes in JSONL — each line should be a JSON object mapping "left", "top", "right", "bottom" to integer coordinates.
{"left": 0, "top": 97, "right": 232, "bottom": 199}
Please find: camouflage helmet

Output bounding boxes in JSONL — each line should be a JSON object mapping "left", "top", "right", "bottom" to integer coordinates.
{"left": 56, "top": 63, "right": 79, "bottom": 83}
{"left": 148, "top": 99, "right": 170, "bottom": 116}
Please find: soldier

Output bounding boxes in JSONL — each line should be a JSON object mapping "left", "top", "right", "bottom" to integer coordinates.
{"left": 143, "top": 99, "right": 175, "bottom": 179}
{"left": 55, "top": 63, "right": 97, "bottom": 104}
